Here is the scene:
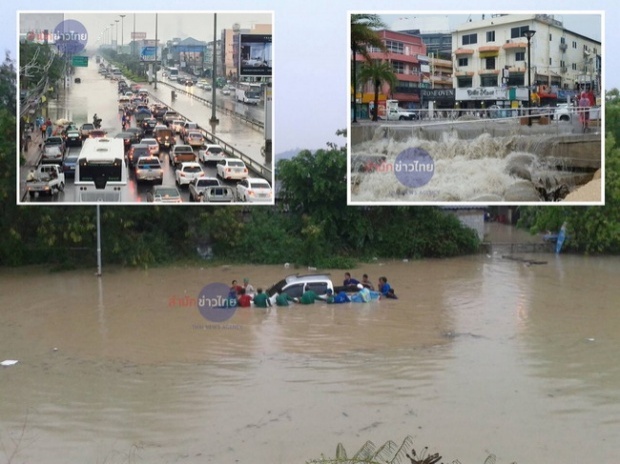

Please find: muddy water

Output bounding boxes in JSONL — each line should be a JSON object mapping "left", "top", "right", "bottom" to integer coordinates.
{"left": 1, "top": 247, "right": 620, "bottom": 463}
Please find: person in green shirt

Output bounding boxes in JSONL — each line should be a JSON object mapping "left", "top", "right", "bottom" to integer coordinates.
{"left": 275, "top": 292, "right": 294, "bottom": 306}
{"left": 252, "top": 288, "right": 272, "bottom": 308}
{"left": 297, "top": 289, "right": 321, "bottom": 305}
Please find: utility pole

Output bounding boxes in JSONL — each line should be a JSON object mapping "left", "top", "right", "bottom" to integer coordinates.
{"left": 120, "top": 15, "right": 126, "bottom": 52}
{"left": 210, "top": 13, "right": 219, "bottom": 134}
{"left": 154, "top": 13, "right": 158, "bottom": 90}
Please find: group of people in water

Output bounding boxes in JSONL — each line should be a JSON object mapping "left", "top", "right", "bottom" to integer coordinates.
{"left": 226, "top": 272, "right": 398, "bottom": 309}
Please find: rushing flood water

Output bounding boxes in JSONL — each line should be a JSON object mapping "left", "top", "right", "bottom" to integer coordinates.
{"left": 350, "top": 125, "right": 599, "bottom": 202}
{"left": 2, "top": 228, "right": 620, "bottom": 463}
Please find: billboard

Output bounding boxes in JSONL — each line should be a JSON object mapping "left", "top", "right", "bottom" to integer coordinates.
{"left": 178, "top": 46, "right": 204, "bottom": 65}
{"left": 239, "top": 34, "right": 272, "bottom": 77}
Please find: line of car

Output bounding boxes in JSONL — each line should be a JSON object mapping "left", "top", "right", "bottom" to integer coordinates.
{"left": 38, "top": 68, "right": 273, "bottom": 204}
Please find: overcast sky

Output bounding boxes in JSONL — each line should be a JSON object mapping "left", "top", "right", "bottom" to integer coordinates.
{"left": 5, "top": 1, "right": 616, "bottom": 152}
{"left": 66, "top": 12, "right": 272, "bottom": 48}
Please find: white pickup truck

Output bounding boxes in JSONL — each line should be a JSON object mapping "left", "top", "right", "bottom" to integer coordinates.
{"left": 383, "top": 99, "right": 418, "bottom": 121}
{"left": 26, "top": 164, "right": 65, "bottom": 198}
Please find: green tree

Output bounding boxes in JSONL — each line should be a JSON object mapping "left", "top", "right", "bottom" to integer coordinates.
{"left": 359, "top": 59, "right": 397, "bottom": 121}
{"left": 0, "top": 52, "right": 16, "bottom": 114}
{"left": 19, "top": 42, "right": 65, "bottom": 108}
{"left": 518, "top": 101, "right": 620, "bottom": 253}
{"left": 350, "top": 14, "right": 386, "bottom": 123}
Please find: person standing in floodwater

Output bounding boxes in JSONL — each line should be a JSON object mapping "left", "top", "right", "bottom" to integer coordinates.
{"left": 343, "top": 272, "right": 360, "bottom": 287}
{"left": 253, "top": 288, "right": 271, "bottom": 308}
{"left": 378, "top": 276, "right": 398, "bottom": 299}
{"left": 361, "top": 274, "right": 375, "bottom": 290}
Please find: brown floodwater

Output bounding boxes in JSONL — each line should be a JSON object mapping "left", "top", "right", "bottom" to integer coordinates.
{"left": 1, "top": 229, "right": 620, "bottom": 463}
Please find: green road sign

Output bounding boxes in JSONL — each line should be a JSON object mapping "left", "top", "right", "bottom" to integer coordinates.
{"left": 72, "top": 56, "right": 88, "bottom": 67}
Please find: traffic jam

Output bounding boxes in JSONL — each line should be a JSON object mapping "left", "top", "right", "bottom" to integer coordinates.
{"left": 23, "top": 64, "right": 273, "bottom": 204}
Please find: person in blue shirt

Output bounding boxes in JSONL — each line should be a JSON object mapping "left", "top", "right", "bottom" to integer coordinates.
{"left": 378, "top": 276, "right": 398, "bottom": 299}
{"left": 343, "top": 272, "right": 360, "bottom": 287}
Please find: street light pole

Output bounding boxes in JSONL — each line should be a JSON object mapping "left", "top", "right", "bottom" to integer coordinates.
{"left": 120, "top": 15, "right": 126, "bottom": 52}
{"left": 523, "top": 29, "right": 536, "bottom": 127}
{"left": 154, "top": 13, "right": 158, "bottom": 90}
{"left": 115, "top": 20, "right": 119, "bottom": 53}
{"left": 210, "top": 13, "right": 219, "bottom": 134}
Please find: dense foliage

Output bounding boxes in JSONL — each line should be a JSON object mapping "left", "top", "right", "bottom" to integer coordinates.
{"left": 518, "top": 95, "right": 620, "bottom": 253}
{"left": 3, "top": 50, "right": 481, "bottom": 269}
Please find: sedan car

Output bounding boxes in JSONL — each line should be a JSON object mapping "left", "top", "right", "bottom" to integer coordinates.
{"left": 236, "top": 178, "right": 273, "bottom": 202}
{"left": 134, "top": 157, "right": 164, "bottom": 184}
{"left": 200, "top": 185, "right": 235, "bottom": 203}
{"left": 40, "top": 145, "right": 64, "bottom": 165}
{"left": 171, "top": 119, "right": 185, "bottom": 134}
{"left": 80, "top": 123, "right": 94, "bottom": 139}
{"left": 44, "top": 136, "right": 66, "bottom": 155}
{"left": 198, "top": 144, "right": 225, "bottom": 163}
{"left": 141, "top": 137, "right": 160, "bottom": 156}
{"left": 64, "top": 129, "right": 82, "bottom": 147}
{"left": 125, "top": 127, "right": 144, "bottom": 144}
{"left": 175, "top": 162, "right": 205, "bottom": 187}
{"left": 185, "top": 131, "right": 205, "bottom": 148}
{"left": 127, "top": 143, "right": 151, "bottom": 168}
{"left": 216, "top": 158, "right": 249, "bottom": 181}
{"left": 221, "top": 88, "right": 231, "bottom": 96}
{"left": 141, "top": 117, "right": 158, "bottom": 135}
{"left": 61, "top": 153, "right": 79, "bottom": 177}
{"left": 147, "top": 186, "right": 182, "bottom": 203}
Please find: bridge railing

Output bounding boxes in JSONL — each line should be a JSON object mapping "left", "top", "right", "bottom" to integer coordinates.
{"left": 147, "top": 91, "right": 272, "bottom": 180}
{"left": 158, "top": 80, "right": 264, "bottom": 132}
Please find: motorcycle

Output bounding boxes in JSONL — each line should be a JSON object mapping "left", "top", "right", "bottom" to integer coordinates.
{"left": 93, "top": 118, "right": 102, "bottom": 129}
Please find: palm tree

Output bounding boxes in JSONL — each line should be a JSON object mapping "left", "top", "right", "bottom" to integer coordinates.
{"left": 351, "top": 14, "right": 386, "bottom": 123}
{"left": 359, "top": 60, "right": 397, "bottom": 121}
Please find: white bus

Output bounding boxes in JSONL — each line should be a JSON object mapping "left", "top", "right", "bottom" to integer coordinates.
{"left": 168, "top": 67, "right": 179, "bottom": 81}
{"left": 75, "top": 138, "right": 128, "bottom": 202}
{"left": 236, "top": 82, "right": 262, "bottom": 105}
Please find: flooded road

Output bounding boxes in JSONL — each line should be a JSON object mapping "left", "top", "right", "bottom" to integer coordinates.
{"left": 2, "top": 233, "right": 620, "bottom": 463}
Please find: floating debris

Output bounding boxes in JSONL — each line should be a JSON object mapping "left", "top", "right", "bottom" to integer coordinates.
{"left": 501, "top": 255, "right": 548, "bottom": 265}
{"left": 1, "top": 360, "right": 19, "bottom": 367}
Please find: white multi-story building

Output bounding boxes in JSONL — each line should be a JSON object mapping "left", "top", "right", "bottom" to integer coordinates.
{"left": 451, "top": 14, "right": 601, "bottom": 107}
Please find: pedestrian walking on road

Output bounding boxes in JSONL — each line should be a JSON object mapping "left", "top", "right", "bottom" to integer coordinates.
{"left": 45, "top": 119, "right": 52, "bottom": 139}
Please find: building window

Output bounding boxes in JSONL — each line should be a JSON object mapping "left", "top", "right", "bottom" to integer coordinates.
{"left": 462, "top": 33, "right": 477, "bottom": 45}
{"left": 549, "top": 58, "right": 552, "bottom": 66}
{"left": 549, "top": 33, "right": 552, "bottom": 41}
{"left": 486, "top": 31, "right": 495, "bottom": 42}
{"left": 560, "top": 60, "right": 565, "bottom": 67}
{"left": 572, "top": 41, "right": 577, "bottom": 49}
{"left": 511, "top": 26, "right": 530, "bottom": 39}
{"left": 572, "top": 63, "right": 577, "bottom": 70}
{"left": 515, "top": 51, "right": 525, "bottom": 61}
{"left": 457, "top": 76, "right": 473, "bottom": 88}
{"left": 385, "top": 40, "right": 404, "bottom": 54}
{"left": 507, "top": 73, "right": 525, "bottom": 86}
{"left": 560, "top": 37, "right": 566, "bottom": 44}
{"left": 480, "top": 75, "right": 497, "bottom": 87}
{"left": 458, "top": 57, "right": 468, "bottom": 67}
{"left": 485, "top": 57, "right": 496, "bottom": 70}
{"left": 392, "top": 61, "right": 405, "bottom": 74}
{"left": 394, "top": 80, "right": 420, "bottom": 94}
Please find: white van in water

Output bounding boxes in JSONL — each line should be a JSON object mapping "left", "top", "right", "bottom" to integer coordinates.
{"left": 266, "top": 274, "right": 334, "bottom": 304}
